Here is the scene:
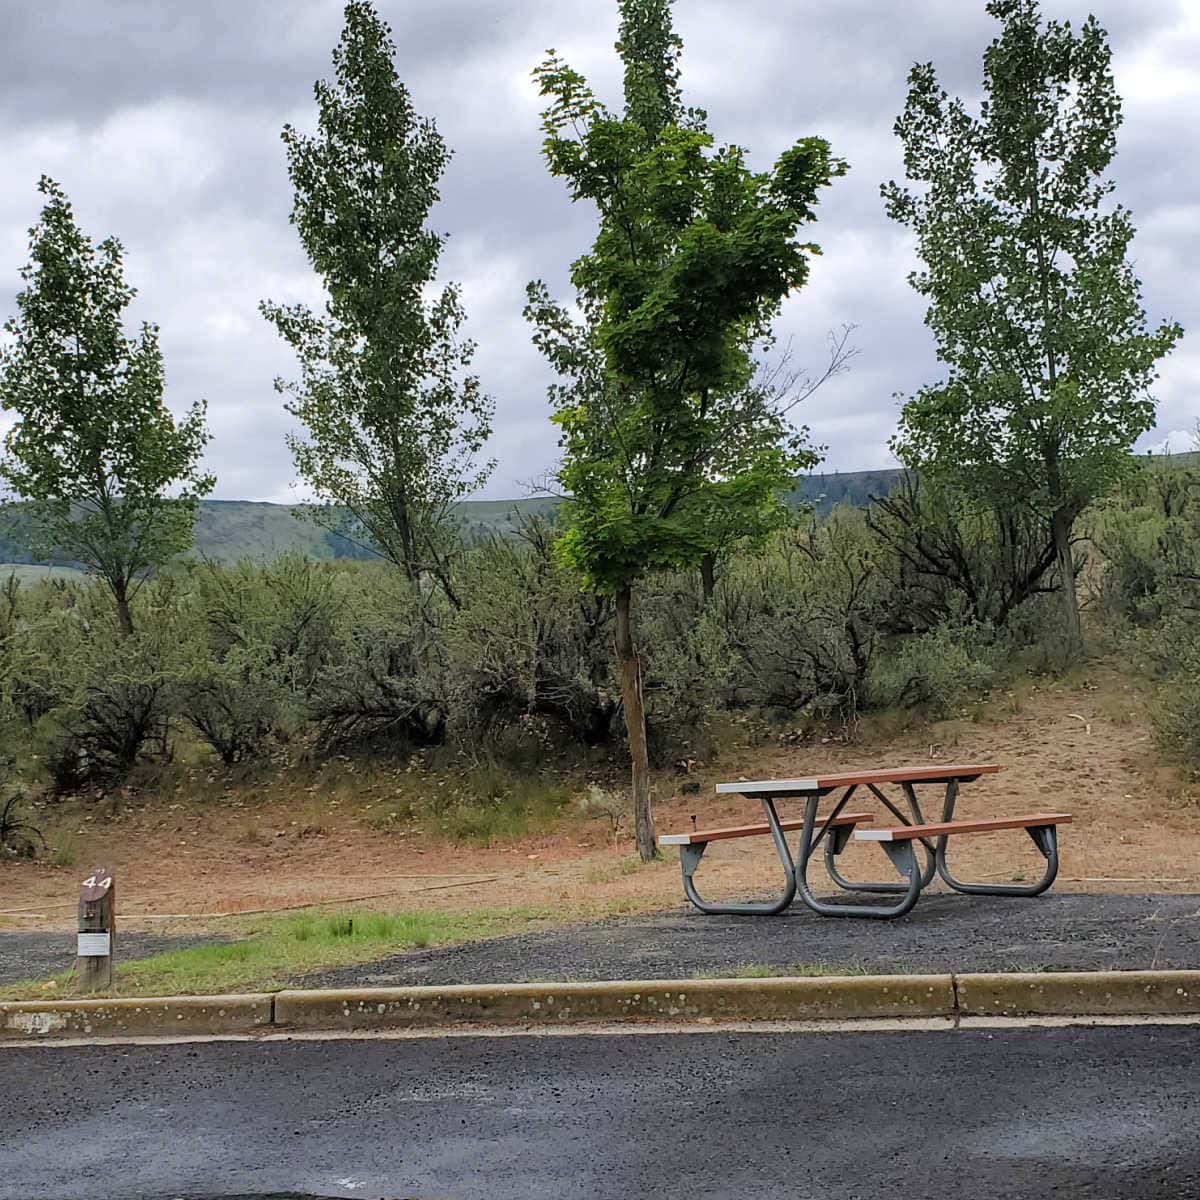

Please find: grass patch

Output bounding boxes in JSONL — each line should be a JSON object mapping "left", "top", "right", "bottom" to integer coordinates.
{"left": 433, "top": 767, "right": 573, "bottom": 844}
{"left": 699, "top": 962, "right": 869, "bottom": 980}
{"left": 0, "top": 905, "right": 560, "bottom": 1001}
{"left": 36, "top": 748, "right": 584, "bottom": 853}
{"left": 584, "top": 854, "right": 669, "bottom": 885}
{"left": 46, "top": 838, "right": 78, "bottom": 868}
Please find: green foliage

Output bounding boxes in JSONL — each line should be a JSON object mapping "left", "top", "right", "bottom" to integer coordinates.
{"left": 0, "top": 178, "right": 212, "bottom": 634}
{"left": 309, "top": 564, "right": 449, "bottom": 750}
{"left": 719, "top": 512, "right": 888, "bottom": 720}
{"left": 1090, "top": 454, "right": 1200, "bottom": 622}
{"left": 869, "top": 619, "right": 1002, "bottom": 718}
{"left": 868, "top": 474, "right": 1058, "bottom": 631}
{"left": 444, "top": 520, "right": 617, "bottom": 745}
{"left": 883, "top": 0, "right": 1182, "bottom": 644}
{"left": 261, "top": 1, "right": 493, "bottom": 591}
{"left": 176, "top": 648, "right": 286, "bottom": 766}
{"left": 0, "top": 497, "right": 1101, "bottom": 800}
{"left": 528, "top": 0, "right": 840, "bottom": 593}
{"left": 1140, "top": 599, "right": 1200, "bottom": 773}
{"left": 639, "top": 586, "right": 733, "bottom": 759}
{"left": 1113, "top": 458, "right": 1200, "bottom": 771}
{"left": 174, "top": 556, "right": 340, "bottom": 762}
{"left": 35, "top": 581, "right": 184, "bottom": 789}
{"left": 529, "top": 0, "right": 842, "bottom": 860}
{"left": 191, "top": 555, "right": 340, "bottom": 691}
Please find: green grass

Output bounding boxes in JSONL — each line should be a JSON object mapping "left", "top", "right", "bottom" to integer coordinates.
{"left": 0, "top": 905, "right": 561, "bottom": 1001}
{"left": 699, "top": 962, "right": 870, "bottom": 980}
{"left": 433, "top": 766, "right": 574, "bottom": 844}
{"left": 585, "top": 855, "right": 670, "bottom": 885}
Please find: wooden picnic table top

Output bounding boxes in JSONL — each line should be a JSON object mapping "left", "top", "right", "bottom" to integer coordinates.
{"left": 715, "top": 764, "right": 1001, "bottom": 796}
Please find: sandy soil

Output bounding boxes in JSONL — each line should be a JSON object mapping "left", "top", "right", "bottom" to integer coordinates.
{"left": 3, "top": 670, "right": 1198, "bottom": 934}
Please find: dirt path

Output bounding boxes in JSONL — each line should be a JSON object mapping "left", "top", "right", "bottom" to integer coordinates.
{"left": 3, "top": 671, "right": 1199, "bottom": 935}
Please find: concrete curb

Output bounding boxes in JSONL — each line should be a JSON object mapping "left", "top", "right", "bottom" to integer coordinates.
{"left": 0, "top": 994, "right": 272, "bottom": 1040}
{"left": 956, "top": 970, "right": 1200, "bottom": 1017}
{"left": 272, "top": 975, "right": 954, "bottom": 1030}
{"left": 4, "top": 970, "right": 1200, "bottom": 1041}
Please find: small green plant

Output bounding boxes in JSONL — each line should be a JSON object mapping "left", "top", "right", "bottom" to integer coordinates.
{"left": 47, "top": 841, "right": 77, "bottom": 868}
{"left": 577, "top": 784, "right": 624, "bottom": 843}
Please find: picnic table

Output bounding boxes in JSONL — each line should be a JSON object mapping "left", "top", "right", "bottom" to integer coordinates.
{"left": 659, "top": 764, "right": 1071, "bottom": 919}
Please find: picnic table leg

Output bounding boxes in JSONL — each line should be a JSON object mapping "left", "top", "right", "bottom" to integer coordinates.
{"left": 796, "top": 795, "right": 923, "bottom": 919}
{"left": 933, "top": 780, "right": 1062, "bottom": 897}
{"left": 822, "top": 783, "right": 936, "bottom": 894}
{"left": 677, "top": 797, "right": 798, "bottom": 916}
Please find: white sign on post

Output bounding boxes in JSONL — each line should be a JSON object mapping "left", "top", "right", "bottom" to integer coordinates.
{"left": 77, "top": 932, "right": 111, "bottom": 957}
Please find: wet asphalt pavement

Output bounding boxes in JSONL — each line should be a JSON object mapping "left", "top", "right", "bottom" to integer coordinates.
{"left": 2, "top": 1023, "right": 1198, "bottom": 1199}
{"left": 301, "top": 892, "right": 1200, "bottom": 988}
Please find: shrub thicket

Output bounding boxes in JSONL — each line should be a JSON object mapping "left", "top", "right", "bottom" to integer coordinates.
{"left": 0, "top": 490, "right": 1101, "bottom": 795}
{"left": 1090, "top": 456, "right": 1200, "bottom": 622}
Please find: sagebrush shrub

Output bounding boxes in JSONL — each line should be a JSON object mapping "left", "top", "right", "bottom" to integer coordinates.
{"left": 718, "top": 512, "right": 888, "bottom": 722}
{"left": 869, "top": 618, "right": 1002, "bottom": 718}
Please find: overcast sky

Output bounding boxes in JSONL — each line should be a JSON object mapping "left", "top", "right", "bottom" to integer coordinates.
{"left": 0, "top": 0, "right": 1195, "bottom": 502}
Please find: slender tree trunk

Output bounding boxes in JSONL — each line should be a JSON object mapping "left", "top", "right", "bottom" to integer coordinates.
{"left": 1051, "top": 505, "right": 1081, "bottom": 650}
{"left": 700, "top": 552, "right": 715, "bottom": 606}
{"left": 112, "top": 580, "right": 135, "bottom": 638}
{"left": 615, "top": 584, "right": 656, "bottom": 861}
{"left": 389, "top": 490, "right": 421, "bottom": 585}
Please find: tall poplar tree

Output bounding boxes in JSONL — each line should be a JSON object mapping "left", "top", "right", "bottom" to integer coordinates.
{"left": 883, "top": 0, "right": 1182, "bottom": 647}
{"left": 262, "top": 1, "right": 493, "bottom": 599}
{"left": 528, "top": 0, "right": 843, "bottom": 858}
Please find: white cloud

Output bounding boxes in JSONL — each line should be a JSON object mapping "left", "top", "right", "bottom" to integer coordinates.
{"left": 0, "top": 0, "right": 1192, "bottom": 501}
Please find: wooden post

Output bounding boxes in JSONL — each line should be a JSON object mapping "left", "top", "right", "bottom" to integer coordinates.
{"left": 77, "top": 867, "right": 115, "bottom": 991}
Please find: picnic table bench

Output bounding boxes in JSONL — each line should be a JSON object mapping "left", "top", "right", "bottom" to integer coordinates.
{"left": 659, "top": 764, "right": 1070, "bottom": 919}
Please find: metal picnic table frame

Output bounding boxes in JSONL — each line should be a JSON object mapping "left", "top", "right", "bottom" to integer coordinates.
{"left": 678, "top": 764, "right": 1061, "bottom": 920}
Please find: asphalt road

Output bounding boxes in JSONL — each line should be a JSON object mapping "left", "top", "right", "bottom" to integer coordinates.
{"left": 2, "top": 1024, "right": 1197, "bottom": 1200}
{"left": 304, "top": 892, "right": 1200, "bottom": 988}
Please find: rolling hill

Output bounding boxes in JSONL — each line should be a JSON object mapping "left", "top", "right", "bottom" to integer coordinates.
{"left": 0, "top": 468, "right": 902, "bottom": 569}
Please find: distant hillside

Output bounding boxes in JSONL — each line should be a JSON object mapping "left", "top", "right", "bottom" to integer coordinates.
{"left": 0, "top": 469, "right": 902, "bottom": 568}
{"left": 791, "top": 467, "right": 904, "bottom": 511}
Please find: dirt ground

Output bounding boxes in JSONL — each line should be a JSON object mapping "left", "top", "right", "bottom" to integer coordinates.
{"left": 3, "top": 669, "right": 1199, "bottom": 936}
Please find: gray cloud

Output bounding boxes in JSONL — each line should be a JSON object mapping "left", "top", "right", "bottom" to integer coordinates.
{"left": 0, "top": 0, "right": 1193, "bottom": 500}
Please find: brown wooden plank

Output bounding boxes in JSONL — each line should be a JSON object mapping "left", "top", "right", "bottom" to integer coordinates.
{"left": 855, "top": 813, "right": 1072, "bottom": 843}
{"left": 715, "top": 764, "right": 1001, "bottom": 797}
{"left": 810, "top": 764, "right": 1001, "bottom": 789}
{"left": 658, "top": 812, "right": 874, "bottom": 846}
